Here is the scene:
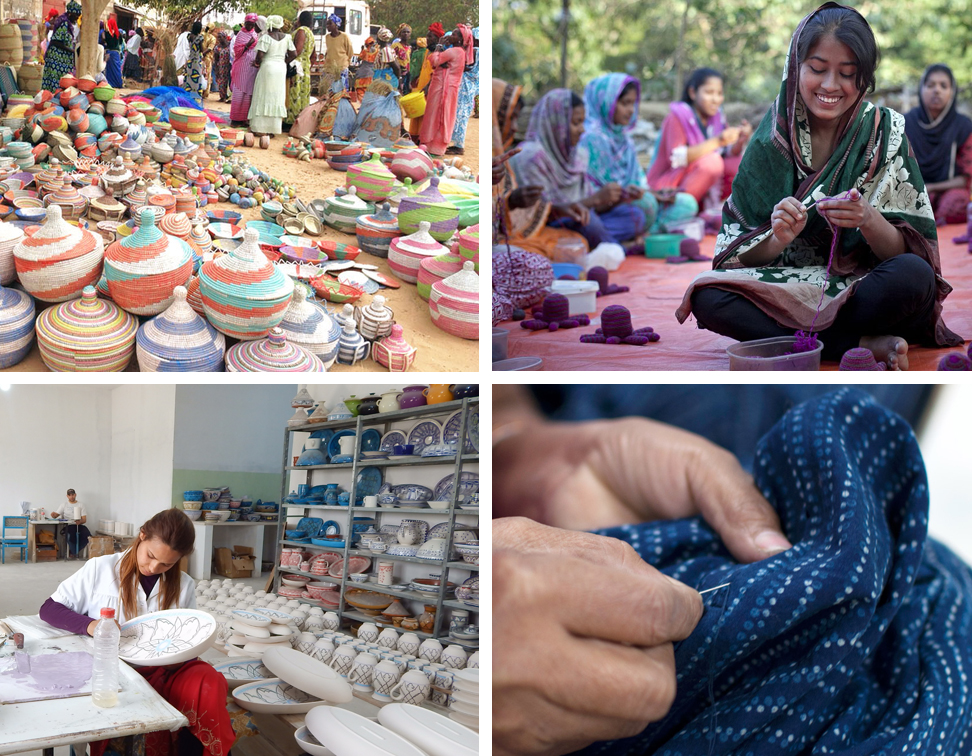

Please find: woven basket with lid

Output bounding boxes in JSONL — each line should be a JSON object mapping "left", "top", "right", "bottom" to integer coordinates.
{"left": 372, "top": 324, "right": 417, "bottom": 372}
{"left": 336, "top": 319, "right": 370, "bottom": 366}
{"left": 346, "top": 153, "right": 397, "bottom": 202}
{"left": 321, "top": 187, "right": 375, "bottom": 235}
{"left": 390, "top": 146, "right": 434, "bottom": 184}
{"left": 35, "top": 285, "right": 138, "bottom": 371}
{"left": 417, "top": 246, "right": 463, "bottom": 301}
{"left": 457, "top": 224, "right": 480, "bottom": 272}
{"left": 429, "top": 260, "right": 479, "bottom": 340}
{"left": 225, "top": 327, "right": 326, "bottom": 372}
{"left": 12, "top": 204, "right": 104, "bottom": 303}
{"left": 277, "top": 286, "right": 341, "bottom": 369}
{"left": 104, "top": 207, "right": 194, "bottom": 316}
{"left": 199, "top": 226, "right": 295, "bottom": 340}
{"left": 397, "top": 177, "right": 459, "bottom": 243}
{"left": 0, "top": 222, "right": 25, "bottom": 285}
{"left": 135, "top": 285, "right": 226, "bottom": 372}
{"left": 387, "top": 221, "right": 447, "bottom": 284}
{"left": 355, "top": 202, "right": 400, "bottom": 258}
{"left": 353, "top": 294, "right": 395, "bottom": 341}
{"left": 0, "top": 281, "right": 35, "bottom": 368}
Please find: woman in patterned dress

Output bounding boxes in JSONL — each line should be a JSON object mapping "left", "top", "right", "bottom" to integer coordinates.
{"left": 212, "top": 30, "right": 232, "bottom": 102}
{"left": 42, "top": 1, "right": 81, "bottom": 93}
{"left": 447, "top": 26, "right": 479, "bottom": 155}
{"left": 286, "top": 11, "right": 314, "bottom": 125}
{"left": 183, "top": 20, "right": 206, "bottom": 100}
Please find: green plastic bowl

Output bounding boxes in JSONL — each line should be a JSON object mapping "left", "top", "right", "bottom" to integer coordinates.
{"left": 644, "top": 233, "right": 685, "bottom": 258}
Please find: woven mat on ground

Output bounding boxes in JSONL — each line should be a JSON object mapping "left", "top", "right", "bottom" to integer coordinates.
{"left": 500, "top": 225, "right": 972, "bottom": 371}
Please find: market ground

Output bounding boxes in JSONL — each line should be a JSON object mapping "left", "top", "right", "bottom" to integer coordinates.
{"left": 2, "top": 99, "right": 481, "bottom": 373}
{"left": 498, "top": 226, "right": 972, "bottom": 371}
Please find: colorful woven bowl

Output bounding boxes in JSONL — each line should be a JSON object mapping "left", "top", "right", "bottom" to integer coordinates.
{"left": 135, "top": 286, "right": 226, "bottom": 372}
{"left": 169, "top": 107, "right": 207, "bottom": 134}
{"left": 316, "top": 240, "right": 361, "bottom": 261}
{"left": 310, "top": 276, "right": 364, "bottom": 304}
{"left": 277, "top": 286, "right": 341, "bottom": 369}
{"left": 225, "top": 327, "right": 325, "bottom": 372}
{"left": 35, "top": 286, "right": 138, "bottom": 371}
{"left": 429, "top": 261, "right": 479, "bottom": 341}
{"left": 0, "top": 282, "right": 36, "bottom": 368}
{"left": 92, "top": 85, "right": 115, "bottom": 102}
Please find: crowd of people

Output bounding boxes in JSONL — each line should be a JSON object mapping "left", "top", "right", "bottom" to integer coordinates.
{"left": 494, "top": 2, "right": 966, "bottom": 369}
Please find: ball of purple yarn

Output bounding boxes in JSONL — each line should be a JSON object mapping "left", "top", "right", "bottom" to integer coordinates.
{"left": 839, "top": 347, "right": 884, "bottom": 371}
{"left": 541, "top": 292, "right": 570, "bottom": 322}
{"left": 680, "top": 238, "right": 700, "bottom": 258}
{"left": 601, "top": 304, "right": 634, "bottom": 338}
{"left": 587, "top": 266, "right": 609, "bottom": 293}
{"left": 938, "top": 353, "right": 972, "bottom": 371}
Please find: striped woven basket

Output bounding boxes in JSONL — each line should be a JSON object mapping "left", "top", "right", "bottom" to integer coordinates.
{"left": 0, "top": 221, "right": 25, "bottom": 285}
{"left": 0, "top": 282, "right": 35, "bottom": 368}
{"left": 225, "top": 327, "right": 325, "bottom": 372}
{"left": 387, "top": 221, "right": 447, "bottom": 284}
{"left": 104, "top": 207, "right": 194, "bottom": 316}
{"left": 35, "top": 286, "right": 138, "bottom": 371}
{"left": 355, "top": 203, "right": 400, "bottom": 258}
{"left": 199, "top": 227, "right": 294, "bottom": 340}
{"left": 417, "top": 248, "right": 463, "bottom": 301}
{"left": 352, "top": 294, "right": 394, "bottom": 341}
{"left": 457, "top": 224, "right": 480, "bottom": 272}
{"left": 429, "top": 261, "right": 479, "bottom": 340}
{"left": 346, "top": 153, "right": 397, "bottom": 202}
{"left": 135, "top": 285, "right": 226, "bottom": 372}
{"left": 396, "top": 177, "right": 459, "bottom": 243}
{"left": 321, "top": 187, "right": 375, "bottom": 235}
{"left": 390, "top": 147, "right": 434, "bottom": 184}
{"left": 335, "top": 319, "right": 370, "bottom": 366}
{"left": 12, "top": 204, "right": 104, "bottom": 303}
{"left": 372, "top": 324, "right": 417, "bottom": 372}
{"left": 277, "top": 286, "right": 341, "bottom": 369}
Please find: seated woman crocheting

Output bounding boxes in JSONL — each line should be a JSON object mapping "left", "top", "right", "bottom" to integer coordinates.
{"left": 904, "top": 64, "right": 972, "bottom": 226}
{"left": 676, "top": 2, "right": 963, "bottom": 370}
{"left": 579, "top": 73, "right": 699, "bottom": 251}
{"left": 39, "top": 509, "right": 235, "bottom": 756}
{"left": 646, "top": 67, "right": 752, "bottom": 207}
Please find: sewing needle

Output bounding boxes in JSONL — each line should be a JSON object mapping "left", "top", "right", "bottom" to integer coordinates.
{"left": 699, "top": 582, "right": 731, "bottom": 596}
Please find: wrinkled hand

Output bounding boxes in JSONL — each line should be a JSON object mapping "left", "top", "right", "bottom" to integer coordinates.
{"left": 770, "top": 196, "right": 808, "bottom": 248}
{"left": 817, "top": 188, "right": 870, "bottom": 229}
{"left": 509, "top": 185, "right": 544, "bottom": 210}
{"left": 494, "top": 517, "right": 703, "bottom": 756}
{"left": 494, "top": 416, "right": 792, "bottom": 563}
{"left": 594, "top": 182, "right": 624, "bottom": 208}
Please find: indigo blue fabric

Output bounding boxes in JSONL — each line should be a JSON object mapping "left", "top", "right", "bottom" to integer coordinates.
{"left": 579, "top": 388, "right": 972, "bottom": 756}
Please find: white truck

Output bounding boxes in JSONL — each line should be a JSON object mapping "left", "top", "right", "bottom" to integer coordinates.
{"left": 299, "top": 0, "right": 375, "bottom": 56}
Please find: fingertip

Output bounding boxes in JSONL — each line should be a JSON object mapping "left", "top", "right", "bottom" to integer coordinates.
{"left": 754, "top": 530, "right": 793, "bottom": 558}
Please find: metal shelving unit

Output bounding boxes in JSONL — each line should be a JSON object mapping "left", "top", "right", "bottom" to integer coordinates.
{"left": 274, "top": 397, "right": 479, "bottom": 649}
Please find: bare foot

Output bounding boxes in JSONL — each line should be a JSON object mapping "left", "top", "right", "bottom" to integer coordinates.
{"left": 859, "top": 335, "right": 909, "bottom": 370}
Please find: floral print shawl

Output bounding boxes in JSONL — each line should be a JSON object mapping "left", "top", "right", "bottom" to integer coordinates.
{"left": 578, "top": 73, "right": 647, "bottom": 190}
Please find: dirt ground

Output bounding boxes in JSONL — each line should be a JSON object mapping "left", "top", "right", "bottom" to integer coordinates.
{"left": 3, "top": 100, "right": 481, "bottom": 373}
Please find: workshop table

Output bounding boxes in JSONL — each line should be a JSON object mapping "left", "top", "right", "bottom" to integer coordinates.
{"left": 0, "top": 632, "right": 188, "bottom": 755}
{"left": 26, "top": 519, "right": 67, "bottom": 563}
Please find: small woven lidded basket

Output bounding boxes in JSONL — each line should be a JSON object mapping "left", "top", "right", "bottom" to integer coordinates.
{"left": 321, "top": 187, "right": 375, "bottom": 235}
{"left": 353, "top": 294, "right": 395, "bottom": 342}
{"left": 457, "top": 223, "right": 479, "bottom": 272}
{"left": 12, "top": 204, "right": 104, "bottom": 303}
{"left": 355, "top": 202, "right": 401, "bottom": 258}
{"left": 417, "top": 245, "right": 464, "bottom": 301}
{"left": 35, "top": 285, "right": 138, "bottom": 371}
{"left": 346, "top": 153, "right": 397, "bottom": 202}
{"left": 225, "top": 327, "right": 326, "bottom": 372}
{"left": 104, "top": 207, "right": 194, "bottom": 316}
{"left": 388, "top": 221, "right": 447, "bottom": 284}
{"left": 199, "top": 226, "right": 295, "bottom": 340}
{"left": 276, "top": 286, "right": 341, "bottom": 369}
{"left": 429, "top": 260, "right": 479, "bottom": 341}
{"left": 372, "top": 323, "right": 417, "bottom": 372}
{"left": 0, "top": 281, "right": 36, "bottom": 368}
{"left": 135, "top": 285, "right": 226, "bottom": 372}
{"left": 397, "top": 177, "right": 459, "bottom": 243}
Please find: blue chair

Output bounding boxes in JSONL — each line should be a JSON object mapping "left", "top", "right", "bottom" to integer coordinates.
{"left": 1, "top": 516, "right": 28, "bottom": 564}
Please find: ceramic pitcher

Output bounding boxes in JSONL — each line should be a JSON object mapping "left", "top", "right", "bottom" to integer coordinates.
{"left": 397, "top": 520, "right": 424, "bottom": 546}
{"left": 398, "top": 385, "right": 428, "bottom": 409}
{"left": 418, "top": 637, "right": 443, "bottom": 663}
{"left": 358, "top": 394, "right": 381, "bottom": 416}
{"left": 372, "top": 659, "right": 402, "bottom": 702}
{"left": 379, "top": 390, "right": 402, "bottom": 413}
{"left": 390, "top": 669, "right": 430, "bottom": 705}
{"left": 423, "top": 384, "right": 453, "bottom": 404}
{"left": 339, "top": 434, "right": 356, "bottom": 456}
{"left": 450, "top": 383, "right": 479, "bottom": 399}
{"left": 357, "top": 622, "right": 379, "bottom": 643}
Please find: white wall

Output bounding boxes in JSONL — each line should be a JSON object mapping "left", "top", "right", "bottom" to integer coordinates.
{"left": 109, "top": 385, "right": 177, "bottom": 530}
{"left": 0, "top": 386, "right": 113, "bottom": 523}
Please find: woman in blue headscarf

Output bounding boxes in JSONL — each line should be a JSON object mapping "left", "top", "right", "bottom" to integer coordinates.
{"left": 42, "top": 1, "right": 81, "bottom": 92}
{"left": 579, "top": 73, "right": 699, "bottom": 245}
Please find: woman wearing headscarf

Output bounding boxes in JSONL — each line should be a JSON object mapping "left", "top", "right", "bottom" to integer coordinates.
{"left": 231, "top": 14, "right": 260, "bottom": 126}
{"left": 102, "top": 17, "right": 125, "bottom": 87}
{"left": 448, "top": 27, "right": 479, "bottom": 155}
{"left": 579, "top": 73, "right": 700, "bottom": 244}
{"left": 374, "top": 28, "right": 401, "bottom": 89}
{"left": 392, "top": 24, "right": 412, "bottom": 93}
{"left": 212, "top": 29, "right": 232, "bottom": 102}
{"left": 323, "top": 14, "right": 353, "bottom": 91}
{"left": 183, "top": 21, "right": 205, "bottom": 99}
{"left": 248, "top": 15, "right": 296, "bottom": 136}
{"left": 406, "top": 25, "right": 443, "bottom": 141}
{"left": 123, "top": 26, "right": 143, "bottom": 80}
{"left": 495, "top": 87, "right": 592, "bottom": 259}
{"left": 904, "top": 64, "right": 972, "bottom": 225}
{"left": 42, "top": 1, "right": 81, "bottom": 92}
{"left": 493, "top": 78, "right": 523, "bottom": 155}
{"left": 286, "top": 11, "right": 314, "bottom": 125}
{"left": 677, "top": 3, "right": 963, "bottom": 370}
{"left": 409, "top": 37, "right": 427, "bottom": 90}
{"left": 355, "top": 36, "right": 378, "bottom": 99}
{"left": 419, "top": 26, "right": 473, "bottom": 157}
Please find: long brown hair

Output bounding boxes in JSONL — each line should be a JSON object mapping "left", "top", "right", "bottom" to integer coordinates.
{"left": 118, "top": 509, "right": 195, "bottom": 621}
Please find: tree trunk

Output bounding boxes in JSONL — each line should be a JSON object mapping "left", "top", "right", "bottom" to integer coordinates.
{"left": 673, "top": 0, "right": 691, "bottom": 100}
{"left": 560, "top": 0, "right": 569, "bottom": 88}
{"left": 77, "top": 0, "right": 111, "bottom": 78}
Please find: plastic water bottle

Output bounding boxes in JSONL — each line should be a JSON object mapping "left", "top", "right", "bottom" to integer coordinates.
{"left": 91, "top": 607, "right": 120, "bottom": 708}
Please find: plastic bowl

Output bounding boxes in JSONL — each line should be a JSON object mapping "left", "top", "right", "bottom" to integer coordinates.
{"left": 550, "top": 262, "right": 584, "bottom": 279}
{"left": 492, "top": 328, "right": 509, "bottom": 362}
{"left": 644, "top": 234, "right": 685, "bottom": 258}
{"left": 493, "top": 356, "right": 544, "bottom": 371}
{"left": 726, "top": 336, "right": 823, "bottom": 371}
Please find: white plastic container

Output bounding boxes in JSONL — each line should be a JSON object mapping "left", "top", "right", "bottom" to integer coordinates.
{"left": 550, "top": 279, "right": 599, "bottom": 315}
{"left": 92, "top": 607, "right": 120, "bottom": 707}
{"left": 664, "top": 216, "right": 705, "bottom": 241}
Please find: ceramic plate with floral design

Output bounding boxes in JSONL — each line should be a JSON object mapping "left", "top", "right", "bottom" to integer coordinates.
{"left": 212, "top": 657, "right": 274, "bottom": 689}
{"left": 118, "top": 609, "right": 217, "bottom": 666}
{"left": 232, "top": 678, "right": 323, "bottom": 714}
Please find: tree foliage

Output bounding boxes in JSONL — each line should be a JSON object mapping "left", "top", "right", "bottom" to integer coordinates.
{"left": 494, "top": 0, "right": 972, "bottom": 107}
{"left": 370, "top": 0, "right": 479, "bottom": 37}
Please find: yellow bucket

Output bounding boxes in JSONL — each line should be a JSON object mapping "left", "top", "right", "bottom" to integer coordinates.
{"left": 400, "top": 92, "right": 426, "bottom": 119}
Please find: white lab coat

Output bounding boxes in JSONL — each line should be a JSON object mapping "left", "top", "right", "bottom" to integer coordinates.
{"left": 50, "top": 552, "right": 196, "bottom": 624}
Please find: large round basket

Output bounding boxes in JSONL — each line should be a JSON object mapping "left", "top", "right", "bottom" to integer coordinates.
{"left": 169, "top": 107, "right": 207, "bottom": 134}
{"left": 225, "top": 327, "right": 325, "bottom": 372}
{"left": 355, "top": 203, "right": 400, "bottom": 258}
{"left": 417, "top": 247, "right": 463, "bottom": 301}
{"left": 277, "top": 286, "right": 340, "bottom": 369}
{"left": 345, "top": 153, "right": 396, "bottom": 203}
{"left": 0, "top": 23, "right": 24, "bottom": 67}
{"left": 12, "top": 204, "right": 104, "bottom": 303}
{"left": 35, "top": 286, "right": 137, "bottom": 371}
{"left": 429, "top": 261, "right": 479, "bottom": 340}
{"left": 457, "top": 224, "right": 479, "bottom": 271}
{"left": 104, "top": 207, "right": 194, "bottom": 316}
{"left": 372, "top": 324, "right": 417, "bottom": 372}
{"left": 199, "top": 227, "right": 294, "bottom": 340}
{"left": 396, "top": 177, "right": 459, "bottom": 243}
{"left": 0, "top": 282, "right": 35, "bottom": 368}
{"left": 135, "top": 286, "right": 226, "bottom": 372}
{"left": 388, "top": 221, "right": 447, "bottom": 284}
{"left": 389, "top": 146, "right": 434, "bottom": 184}
{"left": 0, "top": 221, "right": 25, "bottom": 285}
{"left": 321, "top": 187, "right": 374, "bottom": 235}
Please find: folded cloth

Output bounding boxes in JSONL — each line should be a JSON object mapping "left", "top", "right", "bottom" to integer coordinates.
{"left": 579, "top": 388, "right": 972, "bottom": 755}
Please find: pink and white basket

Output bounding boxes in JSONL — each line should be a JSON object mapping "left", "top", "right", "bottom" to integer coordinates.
{"left": 429, "top": 261, "right": 479, "bottom": 340}
{"left": 387, "top": 221, "right": 447, "bottom": 284}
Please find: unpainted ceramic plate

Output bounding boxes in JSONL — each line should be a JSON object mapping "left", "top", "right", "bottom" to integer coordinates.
{"left": 232, "top": 677, "right": 322, "bottom": 713}
{"left": 262, "top": 646, "right": 353, "bottom": 703}
{"left": 294, "top": 726, "right": 337, "bottom": 756}
{"left": 119, "top": 609, "right": 217, "bottom": 666}
{"left": 306, "top": 706, "right": 428, "bottom": 756}
{"left": 377, "top": 704, "right": 478, "bottom": 756}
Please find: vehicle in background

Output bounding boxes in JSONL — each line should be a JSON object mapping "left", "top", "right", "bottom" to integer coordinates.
{"left": 299, "top": 0, "right": 372, "bottom": 55}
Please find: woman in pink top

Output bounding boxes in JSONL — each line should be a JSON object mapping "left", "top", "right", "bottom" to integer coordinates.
{"left": 646, "top": 68, "right": 752, "bottom": 207}
{"left": 419, "top": 25, "right": 474, "bottom": 156}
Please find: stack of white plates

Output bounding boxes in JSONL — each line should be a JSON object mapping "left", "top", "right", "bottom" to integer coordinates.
{"left": 226, "top": 609, "right": 296, "bottom": 657}
{"left": 449, "top": 669, "right": 478, "bottom": 730}
{"left": 114, "top": 521, "right": 128, "bottom": 536}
